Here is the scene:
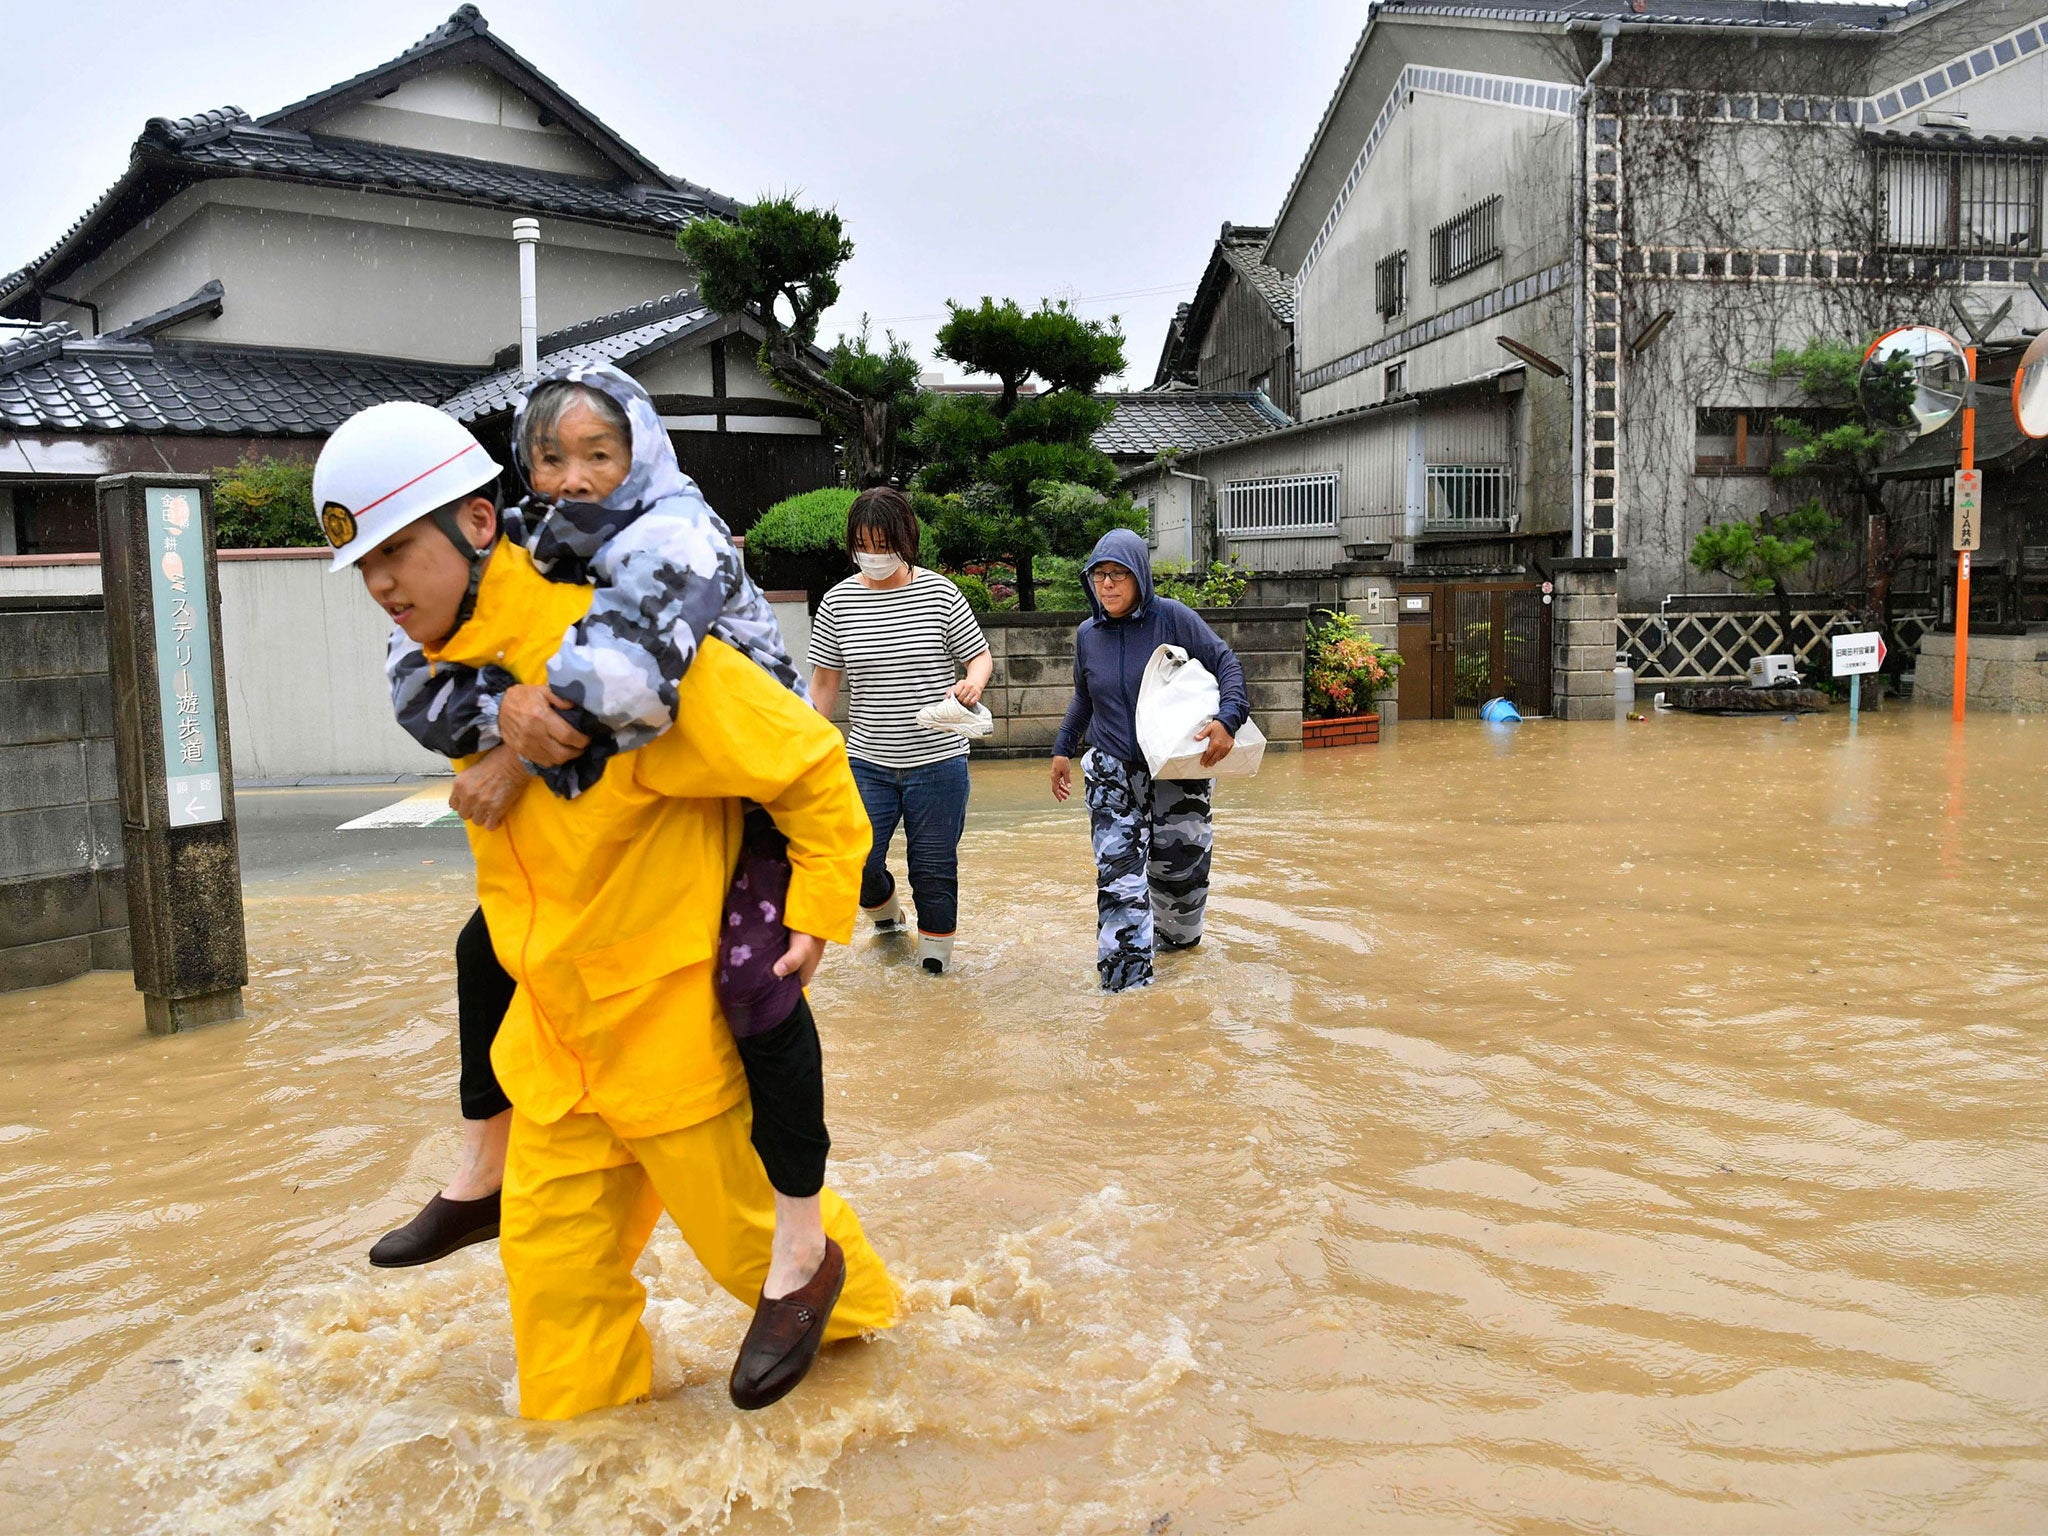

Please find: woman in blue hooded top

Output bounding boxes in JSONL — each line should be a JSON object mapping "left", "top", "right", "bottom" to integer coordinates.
{"left": 1050, "top": 529, "right": 1250, "bottom": 992}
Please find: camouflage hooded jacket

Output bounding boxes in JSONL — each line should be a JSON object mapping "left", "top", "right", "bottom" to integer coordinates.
{"left": 385, "top": 362, "right": 804, "bottom": 797}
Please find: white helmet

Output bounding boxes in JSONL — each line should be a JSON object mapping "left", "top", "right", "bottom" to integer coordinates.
{"left": 314, "top": 402, "right": 502, "bottom": 572}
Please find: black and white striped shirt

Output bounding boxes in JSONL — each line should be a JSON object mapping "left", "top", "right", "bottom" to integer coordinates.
{"left": 809, "top": 569, "right": 990, "bottom": 768}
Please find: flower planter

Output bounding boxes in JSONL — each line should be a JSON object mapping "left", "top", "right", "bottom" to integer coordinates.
{"left": 1303, "top": 712, "right": 1380, "bottom": 750}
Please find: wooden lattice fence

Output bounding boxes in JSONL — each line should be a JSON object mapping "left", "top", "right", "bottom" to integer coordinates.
{"left": 1618, "top": 608, "right": 1936, "bottom": 683}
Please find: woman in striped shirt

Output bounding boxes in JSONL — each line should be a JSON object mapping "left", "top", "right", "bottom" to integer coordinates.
{"left": 807, "top": 488, "right": 992, "bottom": 975}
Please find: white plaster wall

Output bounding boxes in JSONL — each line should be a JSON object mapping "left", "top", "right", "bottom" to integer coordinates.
{"left": 640, "top": 343, "right": 824, "bottom": 435}
{"left": 0, "top": 560, "right": 831, "bottom": 777}
{"left": 1928, "top": 50, "right": 2048, "bottom": 133}
{"left": 0, "top": 554, "right": 440, "bottom": 779}
{"left": 771, "top": 598, "right": 813, "bottom": 676}
{"left": 312, "top": 64, "right": 617, "bottom": 177}
{"left": 1298, "top": 88, "right": 1573, "bottom": 392}
{"left": 55, "top": 182, "right": 696, "bottom": 364}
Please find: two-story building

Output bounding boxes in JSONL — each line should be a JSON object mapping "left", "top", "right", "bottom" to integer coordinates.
{"left": 0, "top": 5, "right": 832, "bottom": 555}
{"left": 1124, "top": 0, "right": 2047, "bottom": 716}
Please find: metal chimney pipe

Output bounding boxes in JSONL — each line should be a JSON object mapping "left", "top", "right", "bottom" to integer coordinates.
{"left": 512, "top": 217, "right": 540, "bottom": 385}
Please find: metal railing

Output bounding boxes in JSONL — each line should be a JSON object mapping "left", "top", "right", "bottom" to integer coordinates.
{"left": 1375, "top": 249, "right": 1408, "bottom": 319}
{"left": 1425, "top": 464, "right": 1513, "bottom": 532}
{"left": 1430, "top": 195, "right": 1503, "bottom": 284}
{"left": 1219, "top": 471, "right": 1341, "bottom": 537}
{"left": 1876, "top": 145, "right": 2045, "bottom": 256}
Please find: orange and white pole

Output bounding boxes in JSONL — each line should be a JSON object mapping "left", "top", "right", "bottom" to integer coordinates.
{"left": 1954, "top": 345, "right": 1975, "bottom": 724}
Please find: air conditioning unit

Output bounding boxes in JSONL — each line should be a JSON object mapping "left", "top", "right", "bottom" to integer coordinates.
{"left": 1748, "top": 654, "right": 1799, "bottom": 689}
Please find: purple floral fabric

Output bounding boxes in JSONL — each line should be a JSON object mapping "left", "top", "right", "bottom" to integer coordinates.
{"left": 717, "top": 830, "right": 803, "bottom": 1038}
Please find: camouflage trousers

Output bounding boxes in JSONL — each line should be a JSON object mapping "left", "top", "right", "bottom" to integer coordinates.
{"left": 1081, "top": 750, "right": 1214, "bottom": 993}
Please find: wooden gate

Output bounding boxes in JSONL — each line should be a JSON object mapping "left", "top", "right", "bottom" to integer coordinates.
{"left": 1397, "top": 581, "right": 1552, "bottom": 719}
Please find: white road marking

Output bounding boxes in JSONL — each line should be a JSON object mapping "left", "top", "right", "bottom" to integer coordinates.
{"left": 337, "top": 783, "right": 460, "bottom": 831}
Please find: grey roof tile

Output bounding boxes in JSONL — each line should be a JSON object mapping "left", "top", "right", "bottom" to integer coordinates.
{"left": 152, "top": 114, "right": 725, "bottom": 227}
{"left": 1218, "top": 226, "right": 1295, "bottom": 323}
{"left": 1374, "top": 0, "right": 1918, "bottom": 28}
{"left": 444, "top": 295, "right": 718, "bottom": 421}
{"left": 0, "top": 338, "right": 479, "bottom": 436}
{"left": 1092, "top": 391, "right": 1291, "bottom": 460}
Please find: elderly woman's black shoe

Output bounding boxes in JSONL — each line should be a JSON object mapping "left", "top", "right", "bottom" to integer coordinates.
{"left": 368, "top": 1191, "right": 501, "bottom": 1267}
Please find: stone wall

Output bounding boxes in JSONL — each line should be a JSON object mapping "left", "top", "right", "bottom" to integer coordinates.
{"left": 1913, "top": 630, "right": 2048, "bottom": 714}
{"left": 974, "top": 607, "right": 1309, "bottom": 760}
{"left": 0, "top": 596, "right": 128, "bottom": 992}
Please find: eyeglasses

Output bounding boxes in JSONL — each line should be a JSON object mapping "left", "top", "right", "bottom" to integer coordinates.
{"left": 1090, "top": 568, "right": 1135, "bottom": 587}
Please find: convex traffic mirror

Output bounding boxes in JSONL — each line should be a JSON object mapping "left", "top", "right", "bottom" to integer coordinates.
{"left": 1859, "top": 325, "right": 1970, "bottom": 436}
{"left": 2014, "top": 330, "right": 2048, "bottom": 440}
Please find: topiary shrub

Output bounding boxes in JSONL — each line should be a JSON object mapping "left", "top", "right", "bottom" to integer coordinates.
{"left": 212, "top": 456, "right": 321, "bottom": 548}
{"left": 947, "top": 572, "right": 994, "bottom": 612}
{"left": 746, "top": 486, "right": 940, "bottom": 608}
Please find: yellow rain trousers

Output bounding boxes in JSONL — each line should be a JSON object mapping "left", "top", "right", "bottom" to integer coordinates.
{"left": 424, "top": 545, "right": 896, "bottom": 1420}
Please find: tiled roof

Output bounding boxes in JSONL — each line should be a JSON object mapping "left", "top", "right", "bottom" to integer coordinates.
{"left": 1154, "top": 223, "right": 1296, "bottom": 388}
{"left": 151, "top": 112, "right": 728, "bottom": 227}
{"left": 1092, "top": 391, "right": 1291, "bottom": 460}
{"left": 0, "top": 287, "right": 754, "bottom": 437}
{"left": 443, "top": 291, "right": 719, "bottom": 421}
{"left": 0, "top": 7, "right": 732, "bottom": 314}
{"left": 489, "top": 286, "right": 709, "bottom": 369}
{"left": 0, "top": 328, "right": 480, "bottom": 436}
{"left": 1218, "top": 226, "right": 1295, "bottom": 324}
{"left": 1372, "top": 0, "right": 1921, "bottom": 29}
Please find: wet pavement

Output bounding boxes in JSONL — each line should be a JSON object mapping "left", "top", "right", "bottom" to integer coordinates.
{"left": 1, "top": 706, "right": 2045, "bottom": 1533}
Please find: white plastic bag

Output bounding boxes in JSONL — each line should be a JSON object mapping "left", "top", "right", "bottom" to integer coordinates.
{"left": 915, "top": 694, "right": 994, "bottom": 738}
{"left": 1135, "top": 644, "right": 1265, "bottom": 779}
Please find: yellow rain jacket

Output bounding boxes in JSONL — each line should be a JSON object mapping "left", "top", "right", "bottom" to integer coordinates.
{"left": 424, "top": 543, "right": 868, "bottom": 1140}
{"left": 422, "top": 544, "right": 894, "bottom": 1421}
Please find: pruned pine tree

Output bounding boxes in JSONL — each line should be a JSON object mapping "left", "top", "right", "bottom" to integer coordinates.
{"left": 912, "top": 298, "right": 1139, "bottom": 610}
{"left": 678, "top": 196, "right": 919, "bottom": 486}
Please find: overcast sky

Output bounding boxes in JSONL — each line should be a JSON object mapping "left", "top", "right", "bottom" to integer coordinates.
{"left": 0, "top": 1, "right": 1369, "bottom": 386}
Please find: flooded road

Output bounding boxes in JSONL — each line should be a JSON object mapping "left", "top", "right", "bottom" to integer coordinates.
{"left": 3, "top": 706, "right": 2046, "bottom": 1533}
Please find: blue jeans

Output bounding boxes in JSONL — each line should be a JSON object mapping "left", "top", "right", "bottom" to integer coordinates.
{"left": 850, "top": 754, "right": 970, "bottom": 937}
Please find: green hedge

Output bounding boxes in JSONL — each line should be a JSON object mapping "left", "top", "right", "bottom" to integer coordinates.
{"left": 745, "top": 486, "right": 940, "bottom": 606}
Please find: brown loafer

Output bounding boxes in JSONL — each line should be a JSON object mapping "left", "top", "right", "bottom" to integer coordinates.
{"left": 728, "top": 1237, "right": 846, "bottom": 1411}
{"left": 367, "top": 1191, "right": 501, "bottom": 1268}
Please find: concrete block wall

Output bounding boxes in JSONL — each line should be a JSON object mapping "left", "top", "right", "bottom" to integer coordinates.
{"left": 0, "top": 597, "right": 129, "bottom": 992}
{"left": 1548, "top": 559, "right": 1624, "bottom": 721}
{"left": 972, "top": 607, "right": 1308, "bottom": 760}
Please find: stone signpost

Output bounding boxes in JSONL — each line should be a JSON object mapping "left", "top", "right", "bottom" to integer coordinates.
{"left": 95, "top": 472, "right": 247, "bottom": 1034}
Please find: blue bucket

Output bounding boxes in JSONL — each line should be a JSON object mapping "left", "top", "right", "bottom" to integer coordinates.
{"left": 1480, "top": 697, "right": 1523, "bottom": 724}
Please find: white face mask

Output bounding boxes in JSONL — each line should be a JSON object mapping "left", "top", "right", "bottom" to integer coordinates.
{"left": 854, "top": 551, "right": 904, "bottom": 580}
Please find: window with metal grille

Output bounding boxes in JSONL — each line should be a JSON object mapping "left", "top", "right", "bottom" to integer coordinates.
{"left": 1219, "top": 471, "right": 1340, "bottom": 536}
{"left": 1375, "top": 249, "right": 1407, "bottom": 319}
{"left": 1877, "top": 145, "right": 2045, "bottom": 255}
{"left": 1429, "top": 196, "right": 1502, "bottom": 284}
{"left": 1424, "top": 464, "right": 1513, "bottom": 531}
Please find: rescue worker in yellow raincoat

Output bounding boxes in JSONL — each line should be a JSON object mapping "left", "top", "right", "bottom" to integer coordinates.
{"left": 316, "top": 402, "right": 896, "bottom": 1419}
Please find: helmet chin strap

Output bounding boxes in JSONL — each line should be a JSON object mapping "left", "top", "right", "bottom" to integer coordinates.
{"left": 427, "top": 504, "right": 492, "bottom": 645}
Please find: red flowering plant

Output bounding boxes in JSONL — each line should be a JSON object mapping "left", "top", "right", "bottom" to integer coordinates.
{"left": 1304, "top": 610, "right": 1402, "bottom": 719}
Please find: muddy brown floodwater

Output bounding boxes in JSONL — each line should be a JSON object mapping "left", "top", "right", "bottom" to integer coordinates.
{"left": 3, "top": 707, "right": 2046, "bottom": 1534}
